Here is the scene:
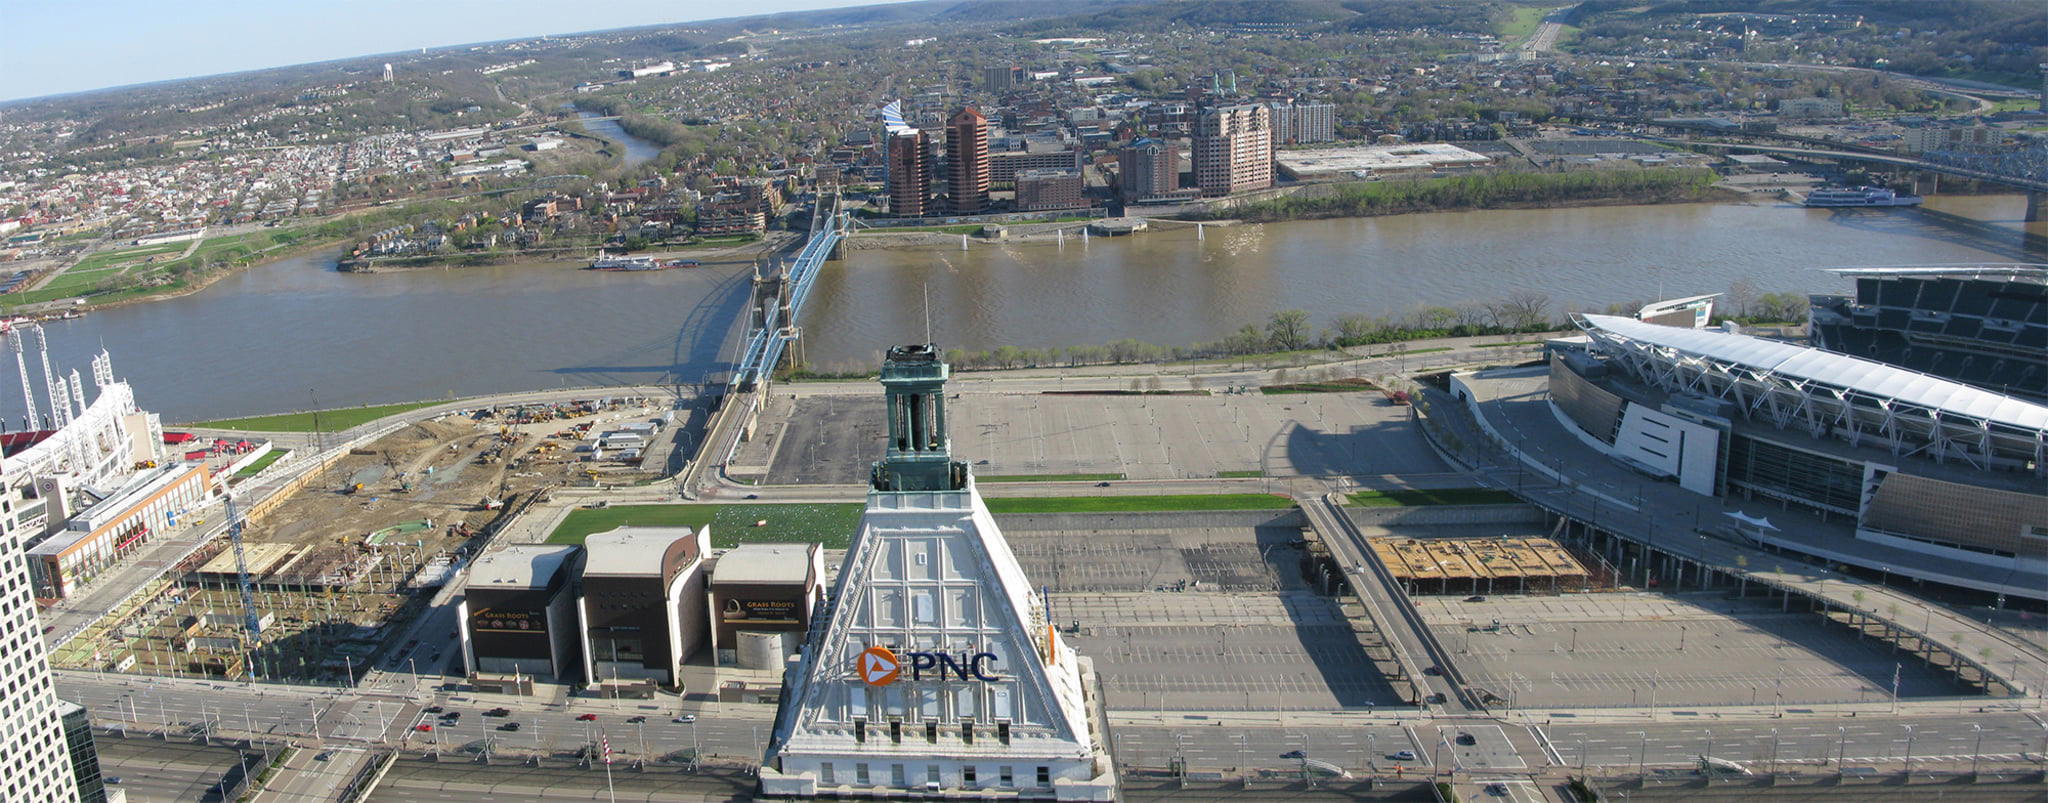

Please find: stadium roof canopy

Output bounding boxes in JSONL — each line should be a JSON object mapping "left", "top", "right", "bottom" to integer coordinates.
{"left": 1579, "top": 314, "right": 2048, "bottom": 433}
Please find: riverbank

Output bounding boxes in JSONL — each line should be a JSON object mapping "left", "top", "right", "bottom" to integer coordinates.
{"left": 1204, "top": 168, "right": 1730, "bottom": 223}
{"left": 20, "top": 233, "right": 351, "bottom": 314}
{"left": 338, "top": 232, "right": 792, "bottom": 273}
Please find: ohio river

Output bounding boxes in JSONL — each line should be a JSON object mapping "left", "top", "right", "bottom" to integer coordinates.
{"left": 5, "top": 195, "right": 2037, "bottom": 423}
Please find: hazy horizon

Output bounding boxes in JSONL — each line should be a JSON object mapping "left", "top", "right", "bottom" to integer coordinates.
{"left": 2, "top": 0, "right": 912, "bottom": 103}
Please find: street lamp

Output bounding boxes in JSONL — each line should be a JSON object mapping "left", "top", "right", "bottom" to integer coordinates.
{"left": 1836, "top": 726, "right": 1847, "bottom": 768}
{"left": 1970, "top": 724, "right": 1983, "bottom": 778}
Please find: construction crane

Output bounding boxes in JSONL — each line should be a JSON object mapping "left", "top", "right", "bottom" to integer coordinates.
{"left": 223, "top": 489, "right": 263, "bottom": 644}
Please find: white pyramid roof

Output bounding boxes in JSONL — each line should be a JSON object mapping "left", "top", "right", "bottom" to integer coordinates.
{"left": 771, "top": 480, "right": 1095, "bottom": 760}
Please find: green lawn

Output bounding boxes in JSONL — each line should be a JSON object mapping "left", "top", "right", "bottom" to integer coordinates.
{"left": 1216, "top": 470, "right": 1266, "bottom": 478}
{"left": 234, "top": 449, "right": 290, "bottom": 477}
{"left": 1346, "top": 488, "right": 1522, "bottom": 507}
{"left": 1497, "top": 5, "right": 1552, "bottom": 43}
{"left": 188, "top": 401, "right": 445, "bottom": 432}
{"left": 982, "top": 494, "right": 1296, "bottom": 514}
{"left": 977, "top": 472, "right": 1125, "bottom": 483}
{"left": 548, "top": 503, "right": 865, "bottom": 549}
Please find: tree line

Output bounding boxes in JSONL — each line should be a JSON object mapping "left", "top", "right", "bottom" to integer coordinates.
{"left": 1204, "top": 169, "right": 1722, "bottom": 224}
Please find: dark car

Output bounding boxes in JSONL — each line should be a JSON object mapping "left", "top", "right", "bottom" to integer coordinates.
{"left": 627, "top": 716, "right": 646, "bottom": 724}
{"left": 1464, "top": 595, "right": 1487, "bottom": 602}
{"left": 1426, "top": 692, "right": 1448, "bottom": 704}
{"left": 1456, "top": 732, "right": 1476, "bottom": 745}
{"left": 1280, "top": 750, "right": 1305, "bottom": 759}
{"left": 424, "top": 706, "right": 444, "bottom": 714}
{"left": 440, "top": 712, "right": 461, "bottom": 723}
{"left": 1423, "top": 665, "right": 1442, "bottom": 676}
{"left": 484, "top": 708, "right": 511, "bottom": 717}
{"left": 499, "top": 721, "right": 522, "bottom": 732}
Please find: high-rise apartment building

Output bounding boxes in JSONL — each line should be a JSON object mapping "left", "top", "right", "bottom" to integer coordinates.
{"left": 945, "top": 107, "right": 991, "bottom": 214}
{"left": 886, "top": 128, "right": 932, "bottom": 218}
{"left": 1119, "top": 137, "right": 1180, "bottom": 202}
{"left": 0, "top": 464, "right": 80, "bottom": 802}
{"left": 982, "top": 65, "right": 1021, "bottom": 92}
{"left": 1193, "top": 104, "right": 1274, "bottom": 197}
{"left": 1268, "top": 101, "right": 1337, "bottom": 144}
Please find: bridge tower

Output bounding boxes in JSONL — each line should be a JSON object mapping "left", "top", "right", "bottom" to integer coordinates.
{"left": 2028, "top": 192, "right": 2046, "bottom": 223}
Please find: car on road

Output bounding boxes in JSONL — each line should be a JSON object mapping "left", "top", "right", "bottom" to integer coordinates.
{"left": 499, "top": 722, "right": 522, "bottom": 731}
{"left": 1279, "top": 750, "right": 1304, "bottom": 759}
{"left": 1464, "top": 595, "right": 1487, "bottom": 602}
{"left": 104, "top": 777, "right": 121, "bottom": 785}
{"left": 1425, "top": 692, "right": 1447, "bottom": 704}
{"left": 424, "top": 706, "right": 444, "bottom": 714}
{"left": 576, "top": 713, "right": 599, "bottom": 721}
{"left": 1095, "top": 481, "right": 1112, "bottom": 487}
{"left": 1456, "top": 732, "right": 1476, "bottom": 745}
{"left": 1389, "top": 750, "right": 1417, "bottom": 761}
{"left": 414, "top": 724, "right": 433, "bottom": 732}
{"left": 627, "top": 716, "right": 646, "bottom": 723}
{"left": 316, "top": 752, "right": 334, "bottom": 762}
{"left": 745, "top": 493, "right": 759, "bottom": 499}
{"left": 440, "top": 712, "right": 461, "bottom": 723}
{"left": 1486, "top": 783, "right": 1507, "bottom": 796}
{"left": 1423, "top": 665, "right": 1442, "bottom": 675}
{"left": 484, "top": 708, "right": 511, "bottom": 717}
{"left": 673, "top": 715, "right": 695, "bottom": 724}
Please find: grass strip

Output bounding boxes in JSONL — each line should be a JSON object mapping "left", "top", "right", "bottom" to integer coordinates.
{"left": 977, "top": 472, "right": 1126, "bottom": 483}
{"left": 1347, "top": 488, "right": 1522, "bottom": 507}
{"left": 189, "top": 401, "right": 445, "bottom": 432}
{"left": 983, "top": 493, "right": 1296, "bottom": 514}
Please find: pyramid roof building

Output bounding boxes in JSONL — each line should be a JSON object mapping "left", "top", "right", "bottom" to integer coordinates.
{"left": 761, "top": 344, "right": 1116, "bottom": 801}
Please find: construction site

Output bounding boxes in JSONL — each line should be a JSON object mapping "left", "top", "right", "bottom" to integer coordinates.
{"left": 49, "top": 396, "right": 678, "bottom": 683}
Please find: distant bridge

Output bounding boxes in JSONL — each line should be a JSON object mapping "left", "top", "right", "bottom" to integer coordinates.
{"left": 731, "top": 195, "right": 848, "bottom": 390}
{"left": 678, "top": 196, "right": 846, "bottom": 497}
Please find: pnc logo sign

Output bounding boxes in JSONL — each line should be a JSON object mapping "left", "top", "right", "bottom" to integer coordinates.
{"left": 855, "top": 645, "right": 1001, "bottom": 686}
{"left": 858, "top": 646, "right": 901, "bottom": 686}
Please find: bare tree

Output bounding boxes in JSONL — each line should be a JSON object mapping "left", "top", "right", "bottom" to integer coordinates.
{"left": 1500, "top": 290, "right": 1552, "bottom": 330}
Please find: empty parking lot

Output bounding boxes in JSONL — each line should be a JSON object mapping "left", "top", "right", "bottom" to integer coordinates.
{"left": 1418, "top": 592, "right": 1965, "bottom": 709}
{"left": 746, "top": 388, "right": 1443, "bottom": 484}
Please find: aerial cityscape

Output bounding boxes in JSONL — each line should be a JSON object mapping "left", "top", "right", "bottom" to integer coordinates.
{"left": 2, "top": 0, "right": 2045, "bottom": 801}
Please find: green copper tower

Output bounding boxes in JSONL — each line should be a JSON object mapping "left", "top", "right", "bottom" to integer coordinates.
{"left": 870, "top": 343, "right": 967, "bottom": 492}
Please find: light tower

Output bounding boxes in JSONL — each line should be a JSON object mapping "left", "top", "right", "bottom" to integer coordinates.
{"left": 5, "top": 325, "right": 39, "bottom": 430}
{"left": 29, "top": 325, "right": 65, "bottom": 430}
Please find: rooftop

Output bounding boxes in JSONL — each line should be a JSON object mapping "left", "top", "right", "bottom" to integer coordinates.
{"left": 582, "top": 526, "right": 700, "bottom": 576}
{"left": 467, "top": 545, "right": 580, "bottom": 589}
{"left": 1580, "top": 314, "right": 2048, "bottom": 433}
{"left": 712, "top": 543, "right": 815, "bottom": 585}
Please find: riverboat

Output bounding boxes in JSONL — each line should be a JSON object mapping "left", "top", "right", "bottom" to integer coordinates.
{"left": 1800, "top": 186, "right": 1923, "bottom": 208}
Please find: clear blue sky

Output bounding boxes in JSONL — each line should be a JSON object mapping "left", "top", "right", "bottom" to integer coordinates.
{"left": 3, "top": 0, "right": 903, "bottom": 103}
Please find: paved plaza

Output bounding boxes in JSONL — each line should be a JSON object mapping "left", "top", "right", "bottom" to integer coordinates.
{"left": 1418, "top": 592, "right": 1965, "bottom": 710}
{"left": 750, "top": 388, "right": 1442, "bottom": 484}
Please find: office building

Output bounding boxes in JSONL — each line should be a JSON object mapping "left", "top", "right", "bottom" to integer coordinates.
{"left": 946, "top": 108, "right": 991, "bottom": 214}
{"left": 1538, "top": 314, "right": 2046, "bottom": 598}
{"left": 886, "top": 128, "right": 932, "bottom": 217}
{"left": 1193, "top": 104, "right": 1273, "bottom": 197}
{"left": 761, "top": 345, "right": 1117, "bottom": 801}
{"left": 708, "top": 543, "right": 825, "bottom": 668}
{"left": 1809, "top": 267, "right": 2045, "bottom": 401}
{"left": 60, "top": 701, "right": 106, "bottom": 803}
{"left": 0, "top": 468, "right": 78, "bottom": 801}
{"left": 1015, "top": 169, "right": 1086, "bottom": 211}
{"left": 459, "top": 545, "right": 584, "bottom": 688}
{"left": 990, "top": 148, "right": 1082, "bottom": 186}
{"left": 577, "top": 526, "right": 711, "bottom": 692}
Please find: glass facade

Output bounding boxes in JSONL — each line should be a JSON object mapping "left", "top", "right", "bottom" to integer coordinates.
{"left": 1723, "top": 434, "right": 1864, "bottom": 516}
